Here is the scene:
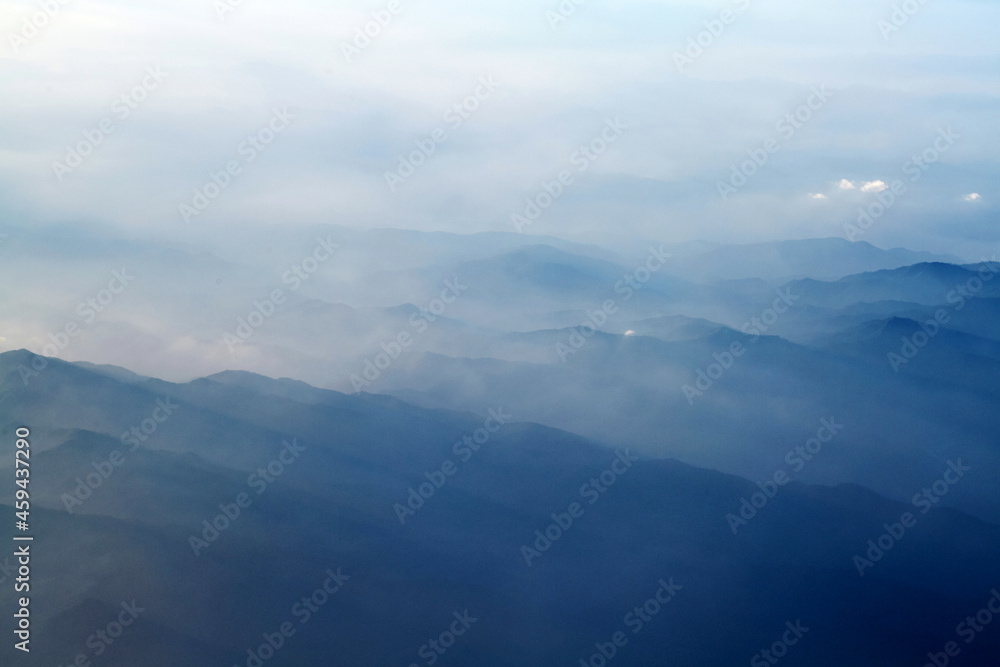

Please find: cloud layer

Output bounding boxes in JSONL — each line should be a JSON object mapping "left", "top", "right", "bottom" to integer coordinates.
{"left": 0, "top": 0, "right": 997, "bottom": 257}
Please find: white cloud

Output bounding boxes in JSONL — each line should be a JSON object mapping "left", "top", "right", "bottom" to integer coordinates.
{"left": 810, "top": 193, "right": 828, "bottom": 200}
{"left": 837, "top": 179, "right": 888, "bottom": 193}
{"left": 860, "top": 180, "right": 888, "bottom": 193}
{"left": 964, "top": 193, "right": 982, "bottom": 202}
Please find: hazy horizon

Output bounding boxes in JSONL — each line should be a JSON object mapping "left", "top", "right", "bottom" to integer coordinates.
{"left": 2, "top": 1, "right": 998, "bottom": 665}
{"left": 1, "top": 0, "right": 997, "bottom": 258}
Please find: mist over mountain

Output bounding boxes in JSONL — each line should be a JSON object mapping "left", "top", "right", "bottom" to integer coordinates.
{"left": 652, "top": 238, "right": 961, "bottom": 283}
{"left": 1, "top": 350, "right": 999, "bottom": 666}
{"left": 2, "top": 227, "right": 997, "bottom": 523}
{"left": 4, "top": 0, "right": 999, "bottom": 662}
{"left": 1, "top": 221, "right": 998, "bottom": 665}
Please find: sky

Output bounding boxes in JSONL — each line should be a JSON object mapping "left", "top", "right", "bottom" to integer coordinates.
{"left": 0, "top": 0, "right": 997, "bottom": 258}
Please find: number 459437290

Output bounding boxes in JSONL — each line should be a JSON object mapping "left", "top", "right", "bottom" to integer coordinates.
{"left": 15, "top": 427, "right": 30, "bottom": 524}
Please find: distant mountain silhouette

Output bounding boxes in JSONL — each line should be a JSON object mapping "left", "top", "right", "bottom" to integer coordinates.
{"left": 1, "top": 351, "right": 998, "bottom": 665}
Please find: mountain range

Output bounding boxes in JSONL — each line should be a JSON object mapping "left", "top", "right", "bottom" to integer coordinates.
{"left": 1, "top": 225, "right": 998, "bottom": 665}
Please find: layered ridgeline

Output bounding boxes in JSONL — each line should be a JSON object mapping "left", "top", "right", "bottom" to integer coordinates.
{"left": 1, "top": 225, "right": 998, "bottom": 527}
{"left": 1, "top": 351, "right": 998, "bottom": 665}
{"left": 370, "top": 261, "right": 1000, "bottom": 525}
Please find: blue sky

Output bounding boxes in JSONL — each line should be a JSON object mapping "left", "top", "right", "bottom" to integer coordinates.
{"left": 0, "top": 0, "right": 997, "bottom": 257}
